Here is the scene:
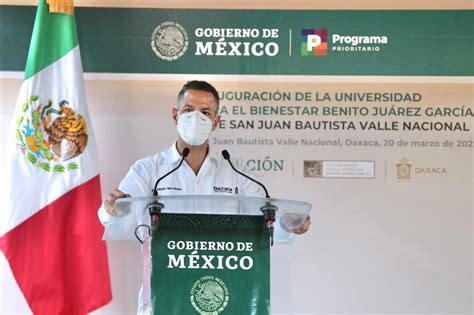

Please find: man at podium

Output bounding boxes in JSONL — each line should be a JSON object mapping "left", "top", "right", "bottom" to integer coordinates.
{"left": 98, "top": 80, "right": 310, "bottom": 233}
{"left": 97, "top": 80, "right": 310, "bottom": 314}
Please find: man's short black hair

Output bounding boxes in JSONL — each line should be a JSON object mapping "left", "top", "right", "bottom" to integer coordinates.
{"left": 177, "top": 80, "right": 220, "bottom": 113}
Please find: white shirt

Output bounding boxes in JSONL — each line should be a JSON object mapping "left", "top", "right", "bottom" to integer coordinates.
{"left": 98, "top": 143, "right": 264, "bottom": 223}
{"left": 98, "top": 143, "right": 273, "bottom": 314}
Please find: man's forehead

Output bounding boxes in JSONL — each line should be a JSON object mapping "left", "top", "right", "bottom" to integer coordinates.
{"left": 180, "top": 90, "right": 218, "bottom": 109}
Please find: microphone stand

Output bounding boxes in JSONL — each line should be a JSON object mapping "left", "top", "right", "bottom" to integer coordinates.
{"left": 134, "top": 147, "right": 190, "bottom": 243}
{"left": 222, "top": 150, "right": 277, "bottom": 246}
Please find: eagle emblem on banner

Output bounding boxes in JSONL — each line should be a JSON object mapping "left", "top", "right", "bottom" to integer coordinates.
{"left": 15, "top": 95, "right": 88, "bottom": 172}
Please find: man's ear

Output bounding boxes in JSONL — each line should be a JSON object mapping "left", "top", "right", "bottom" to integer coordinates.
{"left": 172, "top": 107, "right": 178, "bottom": 125}
{"left": 211, "top": 115, "right": 221, "bottom": 131}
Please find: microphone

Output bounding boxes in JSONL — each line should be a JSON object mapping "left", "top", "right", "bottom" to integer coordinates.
{"left": 149, "top": 147, "right": 190, "bottom": 234}
{"left": 221, "top": 150, "right": 276, "bottom": 245}
{"left": 221, "top": 150, "right": 270, "bottom": 198}
{"left": 153, "top": 147, "right": 190, "bottom": 195}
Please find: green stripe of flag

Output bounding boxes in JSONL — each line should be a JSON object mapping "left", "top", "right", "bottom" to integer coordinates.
{"left": 25, "top": 0, "right": 78, "bottom": 79}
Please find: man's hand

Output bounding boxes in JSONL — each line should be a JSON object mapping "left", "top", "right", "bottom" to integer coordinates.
{"left": 104, "top": 189, "right": 130, "bottom": 216}
{"left": 292, "top": 215, "right": 311, "bottom": 235}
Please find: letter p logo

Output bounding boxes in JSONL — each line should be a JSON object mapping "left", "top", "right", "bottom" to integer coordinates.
{"left": 301, "top": 29, "right": 328, "bottom": 56}
{"left": 307, "top": 34, "right": 322, "bottom": 50}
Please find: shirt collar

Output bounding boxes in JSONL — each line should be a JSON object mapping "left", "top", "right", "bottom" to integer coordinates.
{"left": 162, "top": 142, "right": 219, "bottom": 165}
{"left": 162, "top": 142, "right": 183, "bottom": 165}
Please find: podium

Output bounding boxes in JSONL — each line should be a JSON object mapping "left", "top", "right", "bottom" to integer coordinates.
{"left": 103, "top": 195, "right": 311, "bottom": 314}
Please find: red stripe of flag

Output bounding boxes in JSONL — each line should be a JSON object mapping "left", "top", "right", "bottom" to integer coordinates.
{"left": 1, "top": 175, "right": 112, "bottom": 315}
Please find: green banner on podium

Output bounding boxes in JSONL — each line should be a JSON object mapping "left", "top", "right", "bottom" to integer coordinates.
{"left": 151, "top": 214, "right": 270, "bottom": 314}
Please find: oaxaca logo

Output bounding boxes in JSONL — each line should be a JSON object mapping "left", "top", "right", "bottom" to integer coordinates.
{"left": 151, "top": 21, "right": 189, "bottom": 61}
{"left": 396, "top": 158, "right": 412, "bottom": 179}
{"left": 213, "top": 186, "right": 239, "bottom": 195}
{"left": 301, "top": 29, "right": 328, "bottom": 56}
{"left": 190, "top": 276, "right": 229, "bottom": 314}
{"left": 16, "top": 95, "right": 87, "bottom": 172}
{"left": 396, "top": 158, "right": 448, "bottom": 180}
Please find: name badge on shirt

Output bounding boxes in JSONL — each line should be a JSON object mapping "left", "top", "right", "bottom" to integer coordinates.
{"left": 156, "top": 186, "right": 183, "bottom": 192}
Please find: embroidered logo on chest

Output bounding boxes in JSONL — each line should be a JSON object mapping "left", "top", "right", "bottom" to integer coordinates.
{"left": 212, "top": 186, "right": 239, "bottom": 195}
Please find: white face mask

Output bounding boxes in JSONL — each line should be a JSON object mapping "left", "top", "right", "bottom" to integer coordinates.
{"left": 177, "top": 111, "right": 213, "bottom": 146}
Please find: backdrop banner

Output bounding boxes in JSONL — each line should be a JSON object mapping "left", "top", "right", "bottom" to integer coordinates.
{"left": 0, "top": 7, "right": 473, "bottom": 75}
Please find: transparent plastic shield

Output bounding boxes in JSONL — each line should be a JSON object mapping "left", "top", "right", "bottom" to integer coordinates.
{"left": 103, "top": 194, "right": 312, "bottom": 244}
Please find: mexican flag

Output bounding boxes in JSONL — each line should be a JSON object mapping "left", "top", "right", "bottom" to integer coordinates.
{"left": 0, "top": 1, "right": 112, "bottom": 314}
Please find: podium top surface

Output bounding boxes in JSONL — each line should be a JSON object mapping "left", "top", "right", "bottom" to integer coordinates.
{"left": 103, "top": 194, "right": 312, "bottom": 242}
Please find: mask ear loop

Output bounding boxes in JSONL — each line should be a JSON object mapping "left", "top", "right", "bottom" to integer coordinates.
{"left": 211, "top": 113, "right": 220, "bottom": 130}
